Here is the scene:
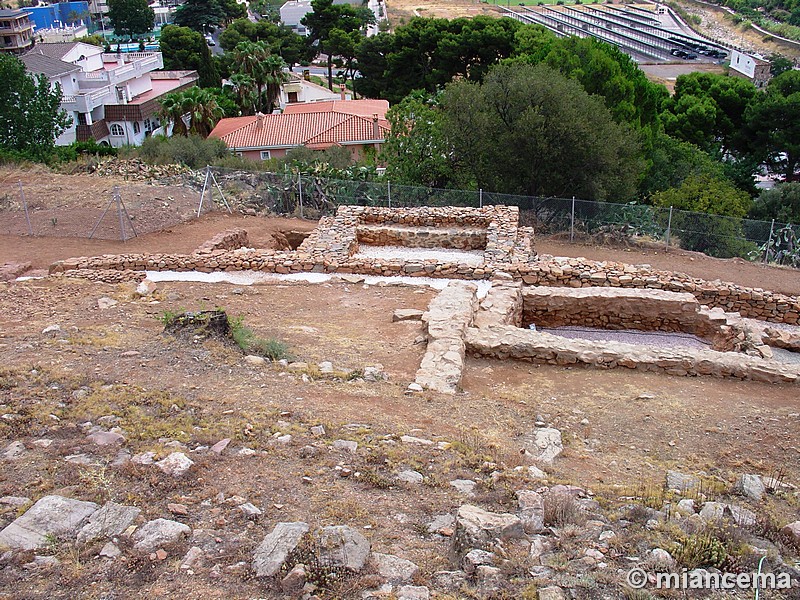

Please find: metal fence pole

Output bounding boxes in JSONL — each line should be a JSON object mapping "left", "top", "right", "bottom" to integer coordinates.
{"left": 665, "top": 206, "right": 673, "bottom": 251}
{"left": 479, "top": 188, "right": 483, "bottom": 208}
{"left": 298, "top": 172, "right": 303, "bottom": 219}
{"left": 570, "top": 196, "right": 575, "bottom": 242}
{"left": 764, "top": 218, "right": 775, "bottom": 264}
{"left": 18, "top": 180, "right": 33, "bottom": 236}
{"left": 387, "top": 180, "right": 392, "bottom": 208}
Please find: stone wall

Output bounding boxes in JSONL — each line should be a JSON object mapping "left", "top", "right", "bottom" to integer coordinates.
{"left": 465, "top": 325, "right": 800, "bottom": 385}
{"left": 520, "top": 286, "right": 758, "bottom": 352}
{"left": 194, "top": 229, "right": 249, "bottom": 254}
{"left": 415, "top": 282, "right": 478, "bottom": 394}
{"left": 356, "top": 224, "right": 487, "bottom": 250}
{"left": 46, "top": 203, "right": 800, "bottom": 326}
{"left": 49, "top": 248, "right": 800, "bottom": 326}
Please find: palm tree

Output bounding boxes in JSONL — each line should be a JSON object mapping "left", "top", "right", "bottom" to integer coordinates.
{"left": 226, "top": 73, "right": 257, "bottom": 116}
{"left": 158, "top": 92, "right": 189, "bottom": 136}
{"left": 231, "top": 41, "right": 289, "bottom": 114}
{"left": 180, "top": 87, "right": 224, "bottom": 138}
{"left": 232, "top": 41, "right": 269, "bottom": 111}
{"left": 262, "top": 54, "right": 290, "bottom": 114}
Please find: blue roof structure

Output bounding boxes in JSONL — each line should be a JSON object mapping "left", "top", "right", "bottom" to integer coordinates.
{"left": 26, "top": 2, "right": 90, "bottom": 31}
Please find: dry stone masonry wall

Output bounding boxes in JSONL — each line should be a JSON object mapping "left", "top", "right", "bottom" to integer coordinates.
{"left": 193, "top": 228, "right": 249, "bottom": 254}
{"left": 47, "top": 205, "right": 799, "bottom": 326}
{"left": 415, "top": 282, "right": 478, "bottom": 394}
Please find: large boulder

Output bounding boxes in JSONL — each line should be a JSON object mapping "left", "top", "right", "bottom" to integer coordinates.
{"left": 666, "top": 470, "right": 701, "bottom": 493}
{"left": 516, "top": 490, "right": 545, "bottom": 534}
{"left": 780, "top": 521, "right": 800, "bottom": 545}
{"left": 370, "top": 552, "right": 420, "bottom": 584}
{"left": 733, "top": 474, "right": 766, "bottom": 501}
{"left": 699, "top": 502, "right": 756, "bottom": 527}
{"left": 77, "top": 502, "right": 141, "bottom": 544}
{"left": 452, "top": 505, "right": 525, "bottom": 555}
{"left": 132, "top": 518, "right": 191, "bottom": 553}
{"left": 252, "top": 522, "right": 309, "bottom": 578}
{"left": 521, "top": 428, "right": 563, "bottom": 465}
{"left": 0, "top": 495, "right": 98, "bottom": 550}
{"left": 317, "top": 525, "right": 370, "bottom": 572}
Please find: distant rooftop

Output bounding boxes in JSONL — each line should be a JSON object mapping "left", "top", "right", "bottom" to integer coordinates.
{"left": 0, "top": 8, "right": 31, "bottom": 17}
{"left": 18, "top": 51, "right": 80, "bottom": 78}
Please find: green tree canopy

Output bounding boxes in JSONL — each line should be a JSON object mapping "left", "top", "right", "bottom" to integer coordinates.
{"left": 383, "top": 63, "right": 643, "bottom": 200}
{"left": 750, "top": 182, "right": 800, "bottom": 223}
{"left": 0, "top": 55, "right": 71, "bottom": 161}
{"left": 660, "top": 72, "right": 758, "bottom": 155}
{"left": 540, "top": 36, "right": 667, "bottom": 132}
{"left": 218, "top": 18, "right": 312, "bottom": 66}
{"left": 381, "top": 92, "right": 463, "bottom": 189}
{"left": 638, "top": 133, "right": 727, "bottom": 199}
{"left": 159, "top": 25, "right": 220, "bottom": 88}
{"left": 158, "top": 87, "right": 223, "bottom": 138}
{"left": 229, "top": 41, "right": 289, "bottom": 113}
{"left": 173, "top": 0, "right": 226, "bottom": 33}
{"left": 302, "top": 0, "right": 373, "bottom": 88}
{"left": 355, "top": 16, "right": 521, "bottom": 103}
{"left": 650, "top": 172, "right": 754, "bottom": 257}
{"left": 107, "top": 0, "right": 154, "bottom": 39}
{"left": 744, "top": 70, "right": 800, "bottom": 182}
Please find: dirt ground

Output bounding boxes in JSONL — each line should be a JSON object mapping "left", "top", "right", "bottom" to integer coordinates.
{"left": 0, "top": 274, "right": 798, "bottom": 598}
{"left": 1, "top": 168, "right": 799, "bottom": 597}
{"left": 385, "top": 0, "right": 500, "bottom": 25}
{"left": 0, "top": 213, "right": 317, "bottom": 275}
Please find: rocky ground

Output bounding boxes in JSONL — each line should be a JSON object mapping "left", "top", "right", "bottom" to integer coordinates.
{"left": 0, "top": 275, "right": 797, "bottom": 599}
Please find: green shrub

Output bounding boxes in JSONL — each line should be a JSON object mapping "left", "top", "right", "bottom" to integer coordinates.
{"left": 228, "top": 316, "right": 290, "bottom": 360}
{"left": 137, "top": 134, "right": 228, "bottom": 168}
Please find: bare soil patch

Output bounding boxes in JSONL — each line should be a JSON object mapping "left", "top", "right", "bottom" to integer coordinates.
{"left": 0, "top": 276, "right": 798, "bottom": 598}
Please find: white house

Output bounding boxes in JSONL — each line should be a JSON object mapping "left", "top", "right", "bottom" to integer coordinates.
{"left": 21, "top": 42, "right": 198, "bottom": 147}
{"left": 729, "top": 49, "right": 772, "bottom": 88}
{"left": 278, "top": 73, "right": 351, "bottom": 109}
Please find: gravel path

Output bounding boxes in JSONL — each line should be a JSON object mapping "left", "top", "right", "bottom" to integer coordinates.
{"left": 538, "top": 325, "right": 712, "bottom": 350}
{"left": 354, "top": 245, "right": 485, "bottom": 266}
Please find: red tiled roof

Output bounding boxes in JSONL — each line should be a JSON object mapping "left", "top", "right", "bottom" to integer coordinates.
{"left": 283, "top": 99, "right": 389, "bottom": 118}
{"left": 209, "top": 110, "right": 390, "bottom": 150}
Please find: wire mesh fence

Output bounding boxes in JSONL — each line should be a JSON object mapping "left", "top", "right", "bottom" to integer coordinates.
{"left": 1, "top": 164, "right": 798, "bottom": 266}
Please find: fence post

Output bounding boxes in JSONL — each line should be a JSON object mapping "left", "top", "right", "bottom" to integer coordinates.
{"left": 665, "top": 206, "right": 673, "bottom": 251}
{"left": 298, "top": 172, "right": 304, "bottom": 219}
{"left": 479, "top": 188, "right": 483, "bottom": 208}
{"left": 764, "top": 218, "right": 775, "bottom": 264}
{"left": 387, "top": 180, "right": 392, "bottom": 208}
{"left": 570, "top": 196, "right": 575, "bottom": 242}
{"left": 18, "top": 180, "right": 33, "bottom": 236}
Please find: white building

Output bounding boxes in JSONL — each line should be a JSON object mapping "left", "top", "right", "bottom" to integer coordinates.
{"left": 730, "top": 49, "right": 772, "bottom": 88}
{"left": 278, "top": 73, "right": 350, "bottom": 109}
{"left": 280, "top": 0, "right": 312, "bottom": 35}
{"left": 21, "top": 42, "right": 198, "bottom": 147}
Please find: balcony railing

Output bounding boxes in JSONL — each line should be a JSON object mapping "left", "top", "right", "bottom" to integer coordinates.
{"left": 78, "top": 53, "right": 163, "bottom": 86}
{"left": 0, "top": 22, "right": 34, "bottom": 33}
{"left": 61, "top": 85, "right": 115, "bottom": 113}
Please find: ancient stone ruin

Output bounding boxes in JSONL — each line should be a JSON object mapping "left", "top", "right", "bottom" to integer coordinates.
{"left": 46, "top": 204, "right": 800, "bottom": 391}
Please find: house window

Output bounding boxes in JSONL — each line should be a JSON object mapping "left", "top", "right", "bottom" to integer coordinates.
{"left": 260, "top": 150, "right": 271, "bottom": 160}
{"left": 287, "top": 91, "right": 298, "bottom": 103}
{"left": 144, "top": 118, "right": 151, "bottom": 132}
{"left": 133, "top": 121, "right": 140, "bottom": 135}
{"left": 110, "top": 123, "right": 124, "bottom": 136}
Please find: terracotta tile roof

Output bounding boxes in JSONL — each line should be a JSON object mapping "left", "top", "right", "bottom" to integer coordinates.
{"left": 283, "top": 99, "right": 389, "bottom": 119}
{"left": 209, "top": 110, "right": 390, "bottom": 150}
